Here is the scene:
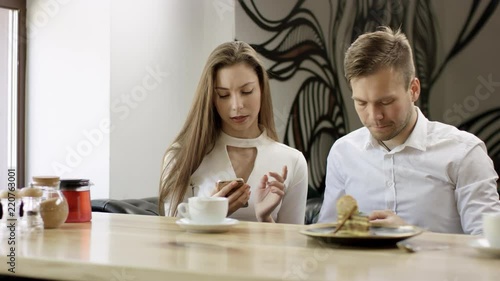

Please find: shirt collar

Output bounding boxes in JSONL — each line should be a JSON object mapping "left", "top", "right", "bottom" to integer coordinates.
{"left": 401, "top": 106, "right": 427, "bottom": 152}
{"left": 363, "top": 106, "right": 428, "bottom": 152}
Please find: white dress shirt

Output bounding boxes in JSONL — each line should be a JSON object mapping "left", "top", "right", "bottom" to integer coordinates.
{"left": 318, "top": 107, "right": 500, "bottom": 234}
{"left": 164, "top": 129, "right": 308, "bottom": 224}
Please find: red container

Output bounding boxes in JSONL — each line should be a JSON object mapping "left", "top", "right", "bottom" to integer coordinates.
{"left": 60, "top": 179, "right": 92, "bottom": 223}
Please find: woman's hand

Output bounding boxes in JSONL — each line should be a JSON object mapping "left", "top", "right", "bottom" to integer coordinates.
{"left": 211, "top": 180, "right": 250, "bottom": 216}
{"left": 254, "top": 166, "right": 288, "bottom": 222}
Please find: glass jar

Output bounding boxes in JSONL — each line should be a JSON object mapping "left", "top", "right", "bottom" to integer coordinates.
{"left": 60, "top": 179, "right": 92, "bottom": 223}
{"left": 19, "top": 187, "right": 44, "bottom": 234}
{"left": 32, "top": 176, "right": 69, "bottom": 229}
{"left": 0, "top": 189, "right": 21, "bottom": 237}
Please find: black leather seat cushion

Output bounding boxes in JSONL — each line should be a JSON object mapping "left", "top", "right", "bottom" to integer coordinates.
{"left": 91, "top": 197, "right": 159, "bottom": 216}
{"left": 91, "top": 196, "right": 324, "bottom": 224}
{"left": 304, "top": 197, "right": 323, "bottom": 224}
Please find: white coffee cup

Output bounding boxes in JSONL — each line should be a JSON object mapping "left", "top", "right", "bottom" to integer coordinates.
{"left": 177, "top": 197, "right": 228, "bottom": 224}
{"left": 482, "top": 213, "right": 500, "bottom": 248}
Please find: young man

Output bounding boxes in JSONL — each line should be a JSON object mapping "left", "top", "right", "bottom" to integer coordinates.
{"left": 317, "top": 27, "right": 500, "bottom": 234}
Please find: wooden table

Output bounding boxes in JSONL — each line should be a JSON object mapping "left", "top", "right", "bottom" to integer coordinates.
{"left": 0, "top": 213, "right": 498, "bottom": 281}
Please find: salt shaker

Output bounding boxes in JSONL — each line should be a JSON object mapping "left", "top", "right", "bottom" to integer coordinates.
{"left": 19, "top": 187, "right": 44, "bottom": 234}
{"left": 0, "top": 190, "right": 21, "bottom": 237}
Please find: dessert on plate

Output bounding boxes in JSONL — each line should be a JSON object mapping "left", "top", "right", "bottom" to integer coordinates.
{"left": 335, "top": 195, "right": 370, "bottom": 236}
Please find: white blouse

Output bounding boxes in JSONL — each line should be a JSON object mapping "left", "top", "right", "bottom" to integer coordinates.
{"left": 166, "top": 130, "right": 308, "bottom": 224}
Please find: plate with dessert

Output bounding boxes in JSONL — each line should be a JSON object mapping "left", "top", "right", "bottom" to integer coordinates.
{"left": 301, "top": 195, "right": 423, "bottom": 247}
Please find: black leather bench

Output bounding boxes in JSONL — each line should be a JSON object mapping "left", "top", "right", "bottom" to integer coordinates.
{"left": 91, "top": 196, "right": 323, "bottom": 224}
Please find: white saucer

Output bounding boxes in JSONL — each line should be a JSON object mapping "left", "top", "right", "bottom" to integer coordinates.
{"left": 469, "top": 238, "right": 500, "bottom": 257}
{"left": 176, "top": 218, "right": 239, "bottom": 233}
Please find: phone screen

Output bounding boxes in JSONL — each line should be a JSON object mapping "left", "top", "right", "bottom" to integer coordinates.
{"left": 216, "top": 178, "right": 247, "bottom": 207}
{"left": 217, "top": 179, "right": 243, "bottom": 194}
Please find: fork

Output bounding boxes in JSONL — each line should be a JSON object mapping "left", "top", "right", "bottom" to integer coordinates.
{"left": 397, "top": 240, "right": 449, "bottom": 253}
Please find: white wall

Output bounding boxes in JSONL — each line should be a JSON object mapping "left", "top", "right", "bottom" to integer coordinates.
{"left": 109, "top": 0, "right": 235, "bottom": 199}
{"left": 27, "top": 0, "right": 235, "bottom": 199}
{"left": 26, "top": 0, "right": 111, "bottom": 198}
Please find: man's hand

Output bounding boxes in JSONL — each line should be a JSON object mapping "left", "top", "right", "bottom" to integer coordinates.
{"left": 368, "top": 210, "right": 407, "bottom": 227}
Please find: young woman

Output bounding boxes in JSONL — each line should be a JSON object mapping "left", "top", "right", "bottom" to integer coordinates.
{"left": 159, "top": 41, "right": 308, "bottom": 224}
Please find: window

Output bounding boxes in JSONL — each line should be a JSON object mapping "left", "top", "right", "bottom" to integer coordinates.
{"left": 0, "top": 0, "right": 26, "bottom": 189}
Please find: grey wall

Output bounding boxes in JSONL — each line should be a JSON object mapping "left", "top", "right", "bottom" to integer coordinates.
{"left": 432, "top": 1, "right": 500, "bottom": 125}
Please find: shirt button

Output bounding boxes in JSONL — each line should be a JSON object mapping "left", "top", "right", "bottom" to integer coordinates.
{"left": 386, "top": 181, "right": 394, "bottom": 187}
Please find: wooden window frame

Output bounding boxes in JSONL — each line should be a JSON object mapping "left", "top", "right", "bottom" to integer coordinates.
{"left": 0, "top": 0, "right": 26, "bottom": 189}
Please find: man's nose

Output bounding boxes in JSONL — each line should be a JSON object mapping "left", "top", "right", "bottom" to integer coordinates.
{"left": 368, "top": 104, "right": 383, "bottom": 120}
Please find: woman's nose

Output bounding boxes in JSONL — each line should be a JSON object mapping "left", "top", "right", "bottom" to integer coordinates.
{"left": 231, "top": 94, "right": 243, "bottom": 111}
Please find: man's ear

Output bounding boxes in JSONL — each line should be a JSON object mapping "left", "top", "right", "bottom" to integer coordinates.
{"left": 410, "top": 77, "right": 421, "bottom": 102}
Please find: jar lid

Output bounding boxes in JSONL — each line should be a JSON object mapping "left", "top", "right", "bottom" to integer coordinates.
{"left": 19, "top": 187, "right": 43, "bottom": 198}
{"left": 32, "top": 176, "right": 60, "bottom": 187}
{"left": 0, "top": 189, "right": 20, "bottom": 199}
{"left": 60, "top": 179, "right": 91, "bottom": 189}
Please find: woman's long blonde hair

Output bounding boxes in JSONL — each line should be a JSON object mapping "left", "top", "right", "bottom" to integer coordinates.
{"left": 159, "top": 41, "right": 278, "bottom": 216}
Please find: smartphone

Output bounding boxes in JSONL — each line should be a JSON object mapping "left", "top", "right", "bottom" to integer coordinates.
{"left": 216, "top": 178, "right": 248, "bottom": 207}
